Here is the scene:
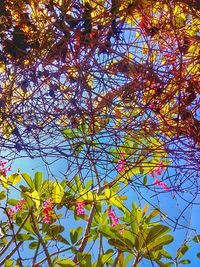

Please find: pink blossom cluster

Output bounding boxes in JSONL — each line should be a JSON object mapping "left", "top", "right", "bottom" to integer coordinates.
{"left": 149, "top": 162, "right": 170, "bottom": 191}
{"left": 117, "top": 151, "right": 126, "bottom": 172}
{"left": 149, "top": 161, "right": 164, "bottom": 177}
{"left": 153, "top": 179, "right": 170, "bottom": 191}
{"left": 42, "top": 198, "right": 54, "bottom": 224}
{"left": 8, "top": 198, "right": 26, "bottom": 217}
{"left": 108, "top": 209, "right": 119, "bottom": 227}
{"left": 76, "top": 202, "right": 85, "bottom": 216}
{"left": 0, "top": 160, "right": 11, "bottom": 177}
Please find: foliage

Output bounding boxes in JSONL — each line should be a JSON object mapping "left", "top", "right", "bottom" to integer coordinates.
{"left": 0, "top": 0, "right": 199, "bottom": 266}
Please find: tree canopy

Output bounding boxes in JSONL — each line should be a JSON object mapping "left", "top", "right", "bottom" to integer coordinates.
{"left": 0, "top": 0, "right": 199, "bottom": 266}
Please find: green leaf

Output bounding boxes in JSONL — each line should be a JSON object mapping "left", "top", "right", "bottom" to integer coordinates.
{"left": 63, "top": 128, "right": 75, "bottom": 139}
{"left": 85, "top": 179, "right": 93, "bottom": 190}
{"left": 193, "top": 235, "right": 200, "bottom": 243}
{"left": 55, "top": 259, "right": 75, "bottom": 267}
{"left": 179, "top": 259, "right": 191, "bottom": 264}
{"left": 143, "top": 176, "right": 147, "bottom": 185}
{"left": 5, "top": 259, "right": 14, "bottom": 267}
{"left": 146, "top": 235, "right": 174, "bottom": 252}
{"left": 123, "top": 253, "right": 133, "bottom": 266}
{"left": 75, "top": 176, "right": 83, "bottom": 191}
{"left": 98, "top": 225, "right": 118, "bottom": 239}
{"left": 47, "top": 225, "right": 64, "bottom": 238}
{"left": 34, "top": 172, "right": 43, "bottom": 191}
{"left": 29, "top": 241, "right": 38, "bottom": 249}
{"left": 16, "top": 233, "right": 35, "bottom": 241}
{"left": 197, "top": 252, "right": 200, "bottom": 258}
{"left": 21, "top": 192, "right": 34, "bottom": 208}
{"left": 7, "top": 199, "right": 19, "bottom": 206}
{"left": 77, "top": 252, "right": 92, "bottom": 267}
{"left": 52, "top": 181, "right": 64, "bottom": 203}
{"left": 177, "top": 244, "right": 190, "bottom": 259}
{"left": 101, "top": 249, "right": 114, "bottom": 265}
{"left": 146, "top": 225, "right": 171, "bottom": 245}
{"left": 108, "top": 239, "right": 133, "bottom": 253}
{"left": 70, "top": 227, "right": 82, "bottom": 244}
{"left": 21, "top": 173, "right": 35, "bottom": 190}
{"left": 56, "top": 234, "right": 70, "bottom": 245}
{"left": 160, "top": 249, "right": 173, "bottom": 259}
{"left": 0, "top": 190, "right": 6, "bottom": 200}
{"left": 22, "top": 217, "right": 36, "bottom": 236}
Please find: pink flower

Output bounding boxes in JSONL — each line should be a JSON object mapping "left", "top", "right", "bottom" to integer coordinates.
{"left": 108, "top": 209, "right": 119, "bottom": 227}
{"left": 42, "top": 198, "right": 54, "bottom": 224}
{"left": 76, "top": 202, "right": 85, "bottom": 215}
{"left": 117, "top": 152, "right": 126, "bottom": 172}
{"left": 153, "top": 179, "right": 170, "bottom": 191}
{"left": 149, "top": 171, "right": 154, "bottom": 177}
{"left": 43, "top": 215, "right": 51, "bottom": 224}
{"left": 0, "top": 160, "right": 11, "bottom": 177}
{"left": 8, "top": 198, "right": 25, "bottom": 218}
{"left": 8, "top": 208, "right": 15, "bottom": 217}
{"left": 150, "top": 161, "right": 164, "bottom": 177}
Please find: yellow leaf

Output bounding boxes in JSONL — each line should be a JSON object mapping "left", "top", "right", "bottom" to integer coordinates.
{"left": 52, "top": 182, "right": 64, "bottom": 203}
{"left": 31, "top": 190, "right": 40, "bottom": 209}
{"left": 7, "top": 173, "right": 21, "bottom": 186}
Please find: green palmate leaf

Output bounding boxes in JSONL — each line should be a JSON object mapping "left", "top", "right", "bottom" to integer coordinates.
{"left": 52, "top": 181, "right": 64, "bottom": 203}
{"left": 21, "top": 173, "right": 35, "bottom": 190}
{"left": 34, "top": 172, "right": 43, "bottom": 191}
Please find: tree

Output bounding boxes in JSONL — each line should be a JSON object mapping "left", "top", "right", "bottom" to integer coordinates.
{"left": 0, "top": 0, "right": 199, "bottom": 266}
